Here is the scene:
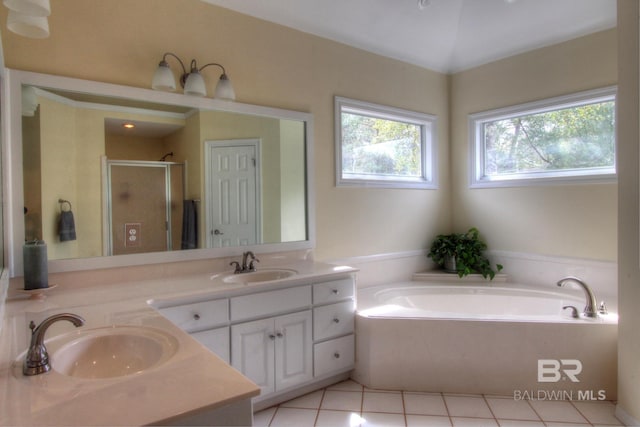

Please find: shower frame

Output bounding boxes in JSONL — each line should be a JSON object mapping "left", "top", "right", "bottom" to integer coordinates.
{"left": 102, "top": 158, "right": 186, "bottom": 256}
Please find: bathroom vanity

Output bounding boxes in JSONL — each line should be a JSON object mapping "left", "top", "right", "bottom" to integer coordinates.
{"left": 0, "top": 260, "right": 357, "bottom": 425}
{"left": 151, "top": 269, "right": 356, "bottom": 410}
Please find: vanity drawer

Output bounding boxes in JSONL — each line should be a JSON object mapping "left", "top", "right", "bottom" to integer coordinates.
{"left": 313, "top": 300, "right": 355, "bottom": 341}
{"left": 191, "top": 326, "right": 230, "bottom": 364}
{"left": 314, "top": 334, "right": 355, "bottom": 377}
{"left": 313, "top": 278, "right": 354, "bottom": 304}
{"left": 158, "top": 299, "right": 229, "bottom": 333}
{"left": 230, "top": 285, "right": 311, "bottom": 321}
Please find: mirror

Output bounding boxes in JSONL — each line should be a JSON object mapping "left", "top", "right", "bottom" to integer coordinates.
{"left": 5, "top": 69, "right": 315, "bottom": 276}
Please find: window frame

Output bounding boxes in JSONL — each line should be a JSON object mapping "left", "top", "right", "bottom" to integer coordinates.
{"left": 469, "top": 86, "right": 617, "bottom": 188}
{"left": 335, "top": 96, "right": 438, "bottom": 189}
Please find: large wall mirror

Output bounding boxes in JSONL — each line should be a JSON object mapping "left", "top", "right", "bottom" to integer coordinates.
{"left": 4, "top": 69, "right": 314, "bottom": 277}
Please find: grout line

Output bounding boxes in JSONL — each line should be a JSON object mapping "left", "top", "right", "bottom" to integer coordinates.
{"left": 312, "top": 388, "right": 326, "bottom": 427}
{"left": 401, "top": 391, "right": 408, "bottom": 427}
{"left": 267, "top": 405, "right": 279, "bottom": 427}
{"left": 482, "top": 394, "right": 499, "bottom": 424}
{"left": 441, "top": 393, "right": 454, "bottom": 427}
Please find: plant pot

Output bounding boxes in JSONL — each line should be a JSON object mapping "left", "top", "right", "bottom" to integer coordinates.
{"left": 443, "top": 255, "right": 457, "bottom": 273}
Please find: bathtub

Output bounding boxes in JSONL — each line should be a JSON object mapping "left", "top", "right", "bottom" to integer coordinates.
{"left": 353, "top": 281, "right": 618, "bottom": 400}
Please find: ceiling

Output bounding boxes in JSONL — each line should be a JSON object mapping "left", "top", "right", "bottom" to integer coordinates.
{"left": 201, "top": 0, "right": 616, "bottom": 74}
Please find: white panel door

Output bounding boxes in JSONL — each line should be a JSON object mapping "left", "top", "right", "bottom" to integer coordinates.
{"left": 231, "top": 318, "right": 275, "bottom": 395}
{"left": 275, "top": 310, "right": 313, "bottom": 391}
{"left": 205, "top": 140, "right": 260, "bottom": 248}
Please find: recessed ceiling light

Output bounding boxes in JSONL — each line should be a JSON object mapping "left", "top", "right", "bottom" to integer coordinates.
{"left": 122, "top": 123, "right": 135, "bottom": 129}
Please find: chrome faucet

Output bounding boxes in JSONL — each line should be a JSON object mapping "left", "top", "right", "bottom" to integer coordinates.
{"left": 23, "top": 313, "right": 85, "bottom": 376}
{"left": 230, "top": 251, "right": 260, "bottom": 274}
{"left": 557, "top": 276, "right": 598, "bottom": 318}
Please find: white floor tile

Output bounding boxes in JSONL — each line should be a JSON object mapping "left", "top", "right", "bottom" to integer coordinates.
{"left": 321, "top": 390, "right": 363, "bottom": 412}
{"left": 528, "top": 400, "right": 589, "bottom": 423}
{"left": 543, "top": 423, "right": 590, "bottom": 427}
{"left": 316, "top": 409, "right": 363, "bottom": 427}
{"left": 361, "top": 412, "right": 407, "bottom": 427}
{"left": 269, "top": 407, "right": 318, "bottom": 427}
{"left": 496, "top": 421, "right": 545, "bottom": 427}
{"left": 328, "top": 380, "right": 365, "bottom": 392}
{"left": 362, "top": 391, "right": 405, "bottom": 414}
{"left": 404, "top": 393, "right": 448, "bottom": 416}
{"left": 253, "top": 406, "right": 277, "bottom": 427}
{"left": 485, "top": 397, "right": 540, "bottom": 421}
{"left": 444, "top": 396, "right": 493, "bottom": 418}
{"left": 406, "top": 414, "right": 452, "bottom": 426}
{"left": 280, "top": 390, "right": 324, "bottom": 409}
{"left": 572, "top": 400, "right": 623, "bottom": 425}
{"left": 451, "top": 417, "right": 499, "bottom": 427}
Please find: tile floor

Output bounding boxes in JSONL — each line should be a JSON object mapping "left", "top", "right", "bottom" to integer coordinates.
{"left": 254, "top": 380, "right": 624, "bottom": 427}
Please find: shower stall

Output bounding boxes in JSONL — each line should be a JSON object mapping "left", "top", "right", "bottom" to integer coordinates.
{"left": 105, "top": 160, "right": 185, "bottom": 255}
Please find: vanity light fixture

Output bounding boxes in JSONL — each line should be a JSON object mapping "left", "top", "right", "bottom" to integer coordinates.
{"left": 417, "top": 0, "right": 431, "bottom": 10}
{"left": 3, "top": 0, "right": 51, "bottom": 38}
{"left": 151, "top": 52, "right": 236, "bottom": 100}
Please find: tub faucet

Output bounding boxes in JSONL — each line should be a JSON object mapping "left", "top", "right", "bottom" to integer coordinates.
{"left": 23, "top": 313, "right": 85, "bottom": 376}
{"left": 557, "top": 276, "right": 598, "bottom": 318}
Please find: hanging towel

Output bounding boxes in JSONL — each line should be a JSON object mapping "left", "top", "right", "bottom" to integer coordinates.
{"left": 181, "top": 200, "right": 198, "bottom": 249}
{"left": 58, "top": 210, "right": 77, "bottom": 241}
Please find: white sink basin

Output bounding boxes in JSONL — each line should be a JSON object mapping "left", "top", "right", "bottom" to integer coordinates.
{"left": 222, "top": 268, "right": 297, "bottom": 284}
{"left": 51, "top": 326, "right": 179, "bottom": 379}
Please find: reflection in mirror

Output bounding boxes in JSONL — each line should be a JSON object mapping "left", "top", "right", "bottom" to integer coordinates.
{"left": 10, "top": 71, "right": 312, "bottom": 274}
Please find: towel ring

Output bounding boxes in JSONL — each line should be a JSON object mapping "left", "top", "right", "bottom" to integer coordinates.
{"left": 58, "top": 199, "right": 72, "bottom": 212}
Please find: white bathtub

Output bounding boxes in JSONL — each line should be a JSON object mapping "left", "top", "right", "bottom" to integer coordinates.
{"left": 357, "top": 282, "right": 617, "bottom": 322}
{"left": 353, "top": 281, "right": 618, "bottom": 399}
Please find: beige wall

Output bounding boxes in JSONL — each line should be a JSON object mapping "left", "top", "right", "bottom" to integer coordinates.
{"left": 450, "top": 29, "right": 618, "bottom": 261}
{"left": 616, "top": 0, "right": 640, "bottom": 420}
{"left": 0, "top": 0, "right": 450, "bottom": 261}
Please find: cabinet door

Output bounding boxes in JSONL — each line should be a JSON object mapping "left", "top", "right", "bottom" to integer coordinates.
{"left": 275, "top": 310, "right": 313, "bottom": 391}
{"left": 191, "top": 326, "right": 230, "bottom": 364}
{"left": 231, "top": 318, "right": 275, "bottom": 395}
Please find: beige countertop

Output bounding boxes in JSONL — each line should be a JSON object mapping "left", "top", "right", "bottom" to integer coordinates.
{"left": 0, "top": 259, "right": 356, "bottom": 426}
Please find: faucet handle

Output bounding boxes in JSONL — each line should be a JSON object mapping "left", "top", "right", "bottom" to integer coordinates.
{"left": 598, "top": 301, "right": 608, "bottom": 315}
{"left": 248, "top": 257, "right": 260, "bottom": 272}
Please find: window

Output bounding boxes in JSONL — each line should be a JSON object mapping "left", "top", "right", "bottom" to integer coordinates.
{"left": 335, "top": 97, "right": 437, "bottom": 189}
{"left": 469, "top": 87, "right": 616, "bottom": 188}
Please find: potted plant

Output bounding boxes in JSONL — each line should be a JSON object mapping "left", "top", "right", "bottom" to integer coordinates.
{"left": 427, "top": 227, "right": 503, "bottom": 280}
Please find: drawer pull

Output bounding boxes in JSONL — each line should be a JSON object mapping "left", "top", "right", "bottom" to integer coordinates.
{"left": 268, "top": 333, "right": 276, "bottom": 340}
{"left": 334, "top": 352, "right": 341, "bottom": 359}
{"left": 193, "top": 313, "right": 201, "bottom": 320}
{"left": 332, "top": 289, "right": 339, "bottom": 295}
{"left": 333, "top": 318, "right": 340, "bottom": 323}
{"left": 276, "top": 331, "right": 284, "bottom": 338}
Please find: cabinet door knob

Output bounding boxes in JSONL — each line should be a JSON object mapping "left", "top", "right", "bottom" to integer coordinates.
{"left": 332, "top": 289, "right": 339, "bottom": 295}
{"left": 333, "top": 352, "right": 341, "bottom": 359}
{"left": 276, "top": 331, "right": 284, "bottom": 338}
{"left": 193, "top": 313, "right": 201, "bottom": 320}
{"left": 333, "top": 318, "right": 340, "bottom": 323}
{"left": 268, "top": 334, "right": 276, "bottom": 340}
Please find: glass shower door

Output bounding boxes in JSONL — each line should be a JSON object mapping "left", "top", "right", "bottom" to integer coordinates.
{"left": 108, "top": 163, "right": 169, "bottom": 255}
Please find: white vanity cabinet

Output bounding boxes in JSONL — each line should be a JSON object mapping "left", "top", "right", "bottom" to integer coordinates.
{"left": 153, "top": 272, "right": 356, "bottom": 408}
{"left": 231, "top": 310, "right": 313, "bottom": 395}
{"left": 156, "top": 298, "right": 231, "bottom": 363}
{"left": 311, "top": 278, "right": 356, "bottom": 377}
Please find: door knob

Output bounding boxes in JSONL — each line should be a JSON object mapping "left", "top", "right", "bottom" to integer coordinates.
{"left": 213, "top": 229, "right": 224, "bottom": 235}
